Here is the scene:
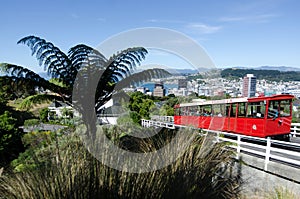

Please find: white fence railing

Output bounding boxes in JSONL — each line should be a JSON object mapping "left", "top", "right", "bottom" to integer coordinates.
{"left": 151, "top": 115, "right": 174, "bottom": 123}
{"left": 208, "top": 129, "right": 300, "bottom": 171}
{"left": 141, "top": 119, "right": 175, "bottom": 129}
{"left": 291, "top": 123, "right": 300, "bottom": 137}
{"left": 142, "top": 119, "right": 300, "bottom": 173}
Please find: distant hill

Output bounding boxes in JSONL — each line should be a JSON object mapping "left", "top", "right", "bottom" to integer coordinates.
{"left": 222, "top": 66, "right": 300, "bottom": 72}
{"left": 168, "top": 67, "right": 216, "bottom": 75}
{"left": 221, "top": 68, "right": 300, "bottom": 81}
{"left": 168, "top": 69, "right": 198, "bottom": 75}
{"left": 256, "top": 66, "right": 300, "bottom": 72}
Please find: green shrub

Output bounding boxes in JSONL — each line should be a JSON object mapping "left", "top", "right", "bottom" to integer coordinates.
{"left": 24, "top": 119, "right": 40, "bottom": 127}
{"left": 39, "top": 108, "right": 49, "bottom": 122}
{"left": 0, "top": 111, "right": 24, "bottom": 167}
{"left": 10, "top": 131, "right": 56, "bottom": 172}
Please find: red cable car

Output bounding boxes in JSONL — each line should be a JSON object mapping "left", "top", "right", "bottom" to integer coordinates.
{"left": 174, "top": 94, "right": 294, "bottom": 139}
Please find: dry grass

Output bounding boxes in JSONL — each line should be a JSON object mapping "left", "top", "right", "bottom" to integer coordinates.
{"left": 264, "top": 187, "right": 298, "bottom": 199}
{"left": 7, "top": 99, "right": 50, "bottom": 117}
{"left": 0, "top": 126, "right": 243, "bottom": 199}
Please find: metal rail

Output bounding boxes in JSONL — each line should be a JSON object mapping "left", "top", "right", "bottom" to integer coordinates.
{"left": 142, "top": 118, "right": 300, "bottom": 172}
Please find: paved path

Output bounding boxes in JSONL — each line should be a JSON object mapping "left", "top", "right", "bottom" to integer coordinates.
{"left": 241, "top": 161, "right": 300, "bottom": 198}
{"left": 291, "top": 137, "right": 300, "bottom": 144}
{"left": 21, "top": 123, "right": 67, "bottom": 132}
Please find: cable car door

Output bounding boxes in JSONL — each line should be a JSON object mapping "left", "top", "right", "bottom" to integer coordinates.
{"left": 266, "top": 100, "right": 280, "bottom": 137}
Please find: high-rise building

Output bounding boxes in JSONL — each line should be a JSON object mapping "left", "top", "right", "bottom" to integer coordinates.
{"left": 243, "top": 74, "right": 257, "bottom": 97}
{"left": 178, "top": 78, "right": 187, "bottom": 89}
{"left": 153, "top": 82, "right": 165, "bottom": 97}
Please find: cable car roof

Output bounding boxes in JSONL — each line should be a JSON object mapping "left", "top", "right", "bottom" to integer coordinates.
{"left": 176, "top": 94, "right": 294, "bottom": 107}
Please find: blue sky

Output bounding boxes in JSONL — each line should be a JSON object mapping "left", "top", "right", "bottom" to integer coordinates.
{"left": 1, "top": 0, "right": 300, "bottom": 73}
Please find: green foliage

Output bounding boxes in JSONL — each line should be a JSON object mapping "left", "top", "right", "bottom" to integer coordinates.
{"left": 159, "top": 104, "right": 174, "bottom": 116}
{"left": 159, "top": 96, "right": 179, "bottom": 116}
{"left": 39, "top": 108, "right": 49, "bottom": 122}
{"left": 291, "top": 117, "right": 300, "bottom": 123}
{"left": 0, "top": 111, "right": 24, "bottom": 167}
{"left": 0, "top": 77, "right": 13, "bottom": 106}
{"left": 128, "top": 92, "right": 155, "bottom": 123}
{"left": 24, "top": 119, "right": 40, "bottom": 127}
{"left": 19, "top": 94, "right": 58, "bottom": 110}
{"left": 49, "top": 78, "right": 67, "bottom": 88}
{"left": 165, "top": 95, "right": 179, "bottom": 107}
{"left": 117, "top": 113, "right": 140, "bottom": 127}
{"left": 10, "top": 130, "right": 56, "bottom": 172}
{"left": 0, "top": 111, "right": 17, "bottom": 132}
{"left": 61, "top": 107, "right": 73, "bottom": 118}
{"left": 129, "top": 111, "right": 142, "bottom": 124}
{"left": 10, "top": 148, "right": 38, "bottom": 172}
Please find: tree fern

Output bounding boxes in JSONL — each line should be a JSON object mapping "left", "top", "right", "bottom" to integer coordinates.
{"left": 4, "top": 35, "right": 171, "bottom": 122}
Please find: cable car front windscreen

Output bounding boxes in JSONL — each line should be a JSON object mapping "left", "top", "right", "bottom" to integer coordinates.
{"left": 267, "top": 100, "right": 291, "bottom": 119}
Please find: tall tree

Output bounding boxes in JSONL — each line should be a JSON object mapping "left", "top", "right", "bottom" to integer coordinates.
{"left": 1, "top": 35, "right": 170, "bottom": 138}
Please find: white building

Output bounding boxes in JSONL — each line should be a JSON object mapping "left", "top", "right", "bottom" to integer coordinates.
{"left": 136, "top": 87, "right": 146, "bottom": 93}
{"left": 48, "top": 101, "right": 79, "bottom": 119}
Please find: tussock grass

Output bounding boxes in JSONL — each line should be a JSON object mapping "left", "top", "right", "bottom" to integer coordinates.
{"left": 0, "top": 127, "right": 242, "bottom": 199}
{"left": 265, "top": 186, "right": 298, "bottom": 199}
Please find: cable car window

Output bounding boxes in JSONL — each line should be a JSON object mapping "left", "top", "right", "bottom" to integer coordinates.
{"left": 196, "top": 105, "right": 201, "bottom": 116}
{"left": 279, "top": 100, "right": 291, "bottom": 117}
{"left": 180, "top": 107, "right": 188, "bottom": 116}
{"left": 247, "top": 101, "right": 265, "bottom": 118}
{"left": 189, "top": 106, "right": 198, "bottom": 116}
{"left": 238, "top": 102, "right": 246, "bottom": 117}
{"left": 230, "top": 103, "right": 237, "bottom": 117}
{"left": 225, "top": 104, "right": 230, "bottom": 117}
{"left": 175, "top": 107, "right": 180, "bottom": 116}
{"left": 212, "top": 104, "right": 225, "bottom": 117}
{"left": 220, "top": 104, "right": 225, "bottom": 116}
{"left": 268, "top": 100, "right": 279, "bottom": 119}
{"left": 201, "top": 105, "right": 212, "bottom": 116}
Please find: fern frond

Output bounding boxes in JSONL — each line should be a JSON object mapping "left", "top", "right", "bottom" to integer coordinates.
{"left": 114, "top": 68, "right": 171, "bottom": 91}
{"left": 19, "top": 94, "right": 63, "bottom": 110}
{"left": 17, "top": 36, "right": 70, "bottom": 83}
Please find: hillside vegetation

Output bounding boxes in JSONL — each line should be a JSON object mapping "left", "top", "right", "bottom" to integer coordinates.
{"left": 221, "top": 68, "right": 300, "bottom": 81}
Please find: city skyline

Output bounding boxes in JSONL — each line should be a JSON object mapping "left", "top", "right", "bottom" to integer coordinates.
{"left": 1, "top": 0, "right": 300, "bottom": 73}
